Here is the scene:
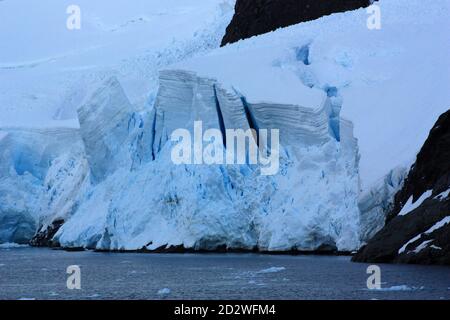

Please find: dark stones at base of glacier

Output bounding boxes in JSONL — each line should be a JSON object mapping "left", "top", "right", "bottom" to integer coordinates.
{"left": 353, "top": 110, "right": 450, "bottom": 265}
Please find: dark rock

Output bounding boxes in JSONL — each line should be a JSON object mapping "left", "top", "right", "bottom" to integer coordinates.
{"left": 221, "top": 0, "right": 372, "bottom": 46}
{"left": 29, "top": 219, "right": 64, "bottom": 248}
{"left": 353, "top": 109, "right": 450, "bottom": 265}
{"left": 388, "top": 110, "right": 450, "bottom": 222}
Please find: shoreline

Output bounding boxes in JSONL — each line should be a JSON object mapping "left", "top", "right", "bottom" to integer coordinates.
{"left": 26, "top": 244, "right": 354, "bottom": 257}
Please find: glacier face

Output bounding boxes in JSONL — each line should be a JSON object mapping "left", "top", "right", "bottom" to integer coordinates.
{"left": 358, "top": 167, "right": 407, "bottom": 244}
{"left": 52, "top": 70, "right": 361, "bottom": 252}
{"left": 0, "top": 128, "right": 88, "bottom": 243}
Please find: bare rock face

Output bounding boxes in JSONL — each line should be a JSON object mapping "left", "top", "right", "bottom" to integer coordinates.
{"left": 353, "top": 110, "right": 450, "bottom": 265}
{"left": 221, "top": 0, "right": 371, "bottom": 46}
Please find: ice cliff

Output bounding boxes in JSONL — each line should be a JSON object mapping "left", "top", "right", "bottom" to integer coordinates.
{"left": 0, "top": 128, "right": 88, "bottom": 244}
{"left": 51, "top": 71, "right": 361, "bottom": 252}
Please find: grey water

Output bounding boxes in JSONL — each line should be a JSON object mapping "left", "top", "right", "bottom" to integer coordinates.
{"left": 0, "top": 247, "right": 449, "bottom": 300}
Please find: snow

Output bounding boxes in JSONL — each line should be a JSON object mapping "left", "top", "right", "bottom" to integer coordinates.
{"left": 399, "top": 216, "right": 450, "bottom": 254}
{"left": 0, "top": 0, "right": 235, "bottom": 128}
{"left": 435, "top": 189, "right": 450, "bottom": 201}
{"left": 172, "top": 0, "right": 450, "bottom": 189}
{"left": 398, "top": 190, "right": 433, "bottom": 216}
{"left": 412, "top": 240, "right": 433, "bottom": 254}
{"left": 398, "top": 234, "right": 420, "bottom": 254}
{"left": 426, "top": 216, "right": 450, "bottom": 234}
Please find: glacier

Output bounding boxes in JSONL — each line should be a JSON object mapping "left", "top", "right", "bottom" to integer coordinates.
{"left": 0, "top": 0, "right": 449, "bottom": 252}
{"left": 0, "top": 128, "right": 88, "bottom": 244}
{"left": 53, "top": 71, "right": 361, "bottom": 252}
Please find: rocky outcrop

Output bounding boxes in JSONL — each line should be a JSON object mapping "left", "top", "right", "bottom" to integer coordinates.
{"left": 221, "top": 0, "right": 372, "bottom": 46}
{"left": 30, "top": 219, "right": 64, "bottom": 247}
{"left": 353, "top": 109, "right": 450, "bottom": 265}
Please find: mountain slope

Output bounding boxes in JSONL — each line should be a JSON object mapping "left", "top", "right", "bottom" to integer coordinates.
{"left": 0, "top": 0, "right": 235, "bottom": 128}
{"left": 353, "top": 110, "right": 450, "bottom": 264}
{"left": 221, "top": 0, "right": 371, "bottom": 45}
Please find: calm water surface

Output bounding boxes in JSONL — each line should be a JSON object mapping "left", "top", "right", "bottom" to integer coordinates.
{"left": 0, "top": 247, "right": 449, "bottom": 300}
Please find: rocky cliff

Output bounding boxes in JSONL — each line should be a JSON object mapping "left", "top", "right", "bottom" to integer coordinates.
{"left": 353, "top": 110, "right": 450, "bottom": 265}
{"left": 221, "top": 0, "right": 371, "bottom": 45}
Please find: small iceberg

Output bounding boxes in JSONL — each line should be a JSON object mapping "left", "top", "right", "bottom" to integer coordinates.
{"left": 257, "top": 267, "right": 286, "bottom": 274}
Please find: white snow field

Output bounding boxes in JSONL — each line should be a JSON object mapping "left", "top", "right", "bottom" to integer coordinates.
{"left": 172, "top": 0, "right": 450, "bottom": 189}
{"left": 0, "top": 0, "right": 235, "bottom": 128}
{"left": 0, "top": 0, "right": 449, "bottom": 250}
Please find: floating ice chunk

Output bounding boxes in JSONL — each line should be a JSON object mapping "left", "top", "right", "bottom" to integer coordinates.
{"left": 257, "top": 267, "right": 286, "bottom": 274}
{"left": 371, "top": 285, "right": 424, "bottom": 291}
{"left": 157, "top": 288, "right": 171, "bottom": 297}
{"left": 0, "top": 243, "right": 28, "bottom": 249}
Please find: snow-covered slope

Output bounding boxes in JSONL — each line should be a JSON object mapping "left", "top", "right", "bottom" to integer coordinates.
{"left": 0, "top": 0, "right": 235, "bottom": 128}
{"left": 172, "top": 0, "right": 450, "bottom": 189}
